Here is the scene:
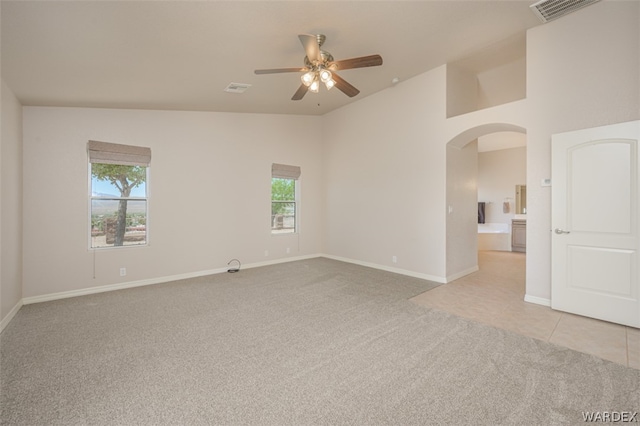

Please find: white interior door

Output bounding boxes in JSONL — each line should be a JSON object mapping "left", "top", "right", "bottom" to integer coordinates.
{"left": 552, "top": 120, "right": 640, "bottom": 327}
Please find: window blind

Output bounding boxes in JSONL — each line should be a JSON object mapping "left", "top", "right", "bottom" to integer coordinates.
{"left": 88, "top": 140, "right": 151, "bottom": 166}
{"left": 272, "top": 163, "right": 301, "bottom": 179}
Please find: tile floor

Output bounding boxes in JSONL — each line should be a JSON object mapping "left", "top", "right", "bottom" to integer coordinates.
{"left": 410, "top": 250, "right": 640, "bottom": 369}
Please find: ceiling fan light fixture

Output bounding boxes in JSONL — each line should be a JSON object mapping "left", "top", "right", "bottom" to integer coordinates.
{"left": 324, "top": 79, "right": 335, "bottom": 90}
{"left": 301, "top": 71, "right": 315, "bottom": 87}
{"left": 309, "top": 79, "right": 320, "bottom": 93}
{"left": 319, "top": 69, "right": 332, "bottom": 83}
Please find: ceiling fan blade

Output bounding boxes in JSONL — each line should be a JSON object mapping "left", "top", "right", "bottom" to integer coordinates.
{"left": 291, "top": 84, "right": 308, "bottom": 101}
{"left": 328, "top": 54, "right": 383, "bottom": 71}
{"left": 298, "top": 34, "right": 321, "bottom": 63}
{"left": 255, "top": 67, "right": 307, "bottom": 75}
{"left": 332, "top": 73, "right": 360, "bottom": 98}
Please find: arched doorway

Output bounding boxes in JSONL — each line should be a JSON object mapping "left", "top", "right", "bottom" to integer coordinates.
{"left": 445, "top": 123, "right": 526, "bottom": 282}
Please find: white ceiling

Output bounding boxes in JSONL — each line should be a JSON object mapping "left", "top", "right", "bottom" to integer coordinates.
{"left": 1, "top": 1, "right": 541, "bottom": 116}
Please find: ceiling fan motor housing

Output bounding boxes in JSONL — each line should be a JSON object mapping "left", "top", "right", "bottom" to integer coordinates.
{"left": 304, "top": 51, "right": 334, "bottom": 69}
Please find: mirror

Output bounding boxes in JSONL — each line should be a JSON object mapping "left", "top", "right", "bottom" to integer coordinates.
{"left": 516, "top": 185, "right": 527, "bottom": 214}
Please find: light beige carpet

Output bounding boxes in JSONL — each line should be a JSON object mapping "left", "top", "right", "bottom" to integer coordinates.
{"left": 1, "top": 258, "right": 638, "bottom": 425}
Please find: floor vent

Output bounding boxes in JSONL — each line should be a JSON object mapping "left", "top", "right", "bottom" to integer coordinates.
{"left": 530, "top": 0, "right": 601, "bottom": 23}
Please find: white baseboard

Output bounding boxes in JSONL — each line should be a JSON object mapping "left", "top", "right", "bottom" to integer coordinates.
{"left": 13, "top": 253, "right": 437, "bottom": 330}
{"left": 0, "top": 299, "right": 23, "bottom": 333}
{"left": 321, "top": 254, "right": 446, "bottom": 283}
{"left": 22, "top": 267, "right": 225, "bottom": 305}
{"left": 22, "top": 253, "right": 322, "bottom": 306}
{"left": 524, "top": 294, "right": 551, "bottom": 307}
{"left": 239, "top": 254, "right": 320, "bottom": 271}
{"left": 445, "top": 265, "right": 479, "bottom": 283}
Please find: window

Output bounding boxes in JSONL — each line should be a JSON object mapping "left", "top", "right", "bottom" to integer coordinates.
{"left": 271, "top": 163, "right": 300, "bottom": 234}
{"left": 88, "top": 141, "right": 151, "bottom": 248}
{"left": 271, "top": 178, "right": 296, "bottom": 234}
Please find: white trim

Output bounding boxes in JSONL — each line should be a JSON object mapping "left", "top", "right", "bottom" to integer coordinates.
{"left": 524, "top": 294, "right": 551, "bottom": 307}
{"left": 15, "top": 253, "right": 442, "bottom": 326}
{"left": 239, "top": 254, "right": 319, "bottom": 271}
{"left": 445, "top": 265, "right": 479, "bottom": 283}
{"left": 22, "top": 254, "right": 322, "bottom": 306}
{"left": 0, "top": 299, "right": 23, "bottom": 333}
{"left": 321, "top": 254, "right": 446, "bottom": 283}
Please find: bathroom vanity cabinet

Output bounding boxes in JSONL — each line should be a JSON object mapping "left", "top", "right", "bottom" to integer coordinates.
{"left": 511, "top": 219, "right": 526, "bottom": 252}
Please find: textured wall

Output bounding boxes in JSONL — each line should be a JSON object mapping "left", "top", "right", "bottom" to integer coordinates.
{"left": 22, "top": 108, "right": 323, "bottom": 298}
{"left": 446, "top": 140, "right": 478, "bottom": 278}
{"left": 526, "top": 0, "right": 639, "bottom": 301}
{"left": 322, "top": 68, "right": 449, "bottom": 281}
{"left": 1, "top": 80, "right": 23, "bottom": 323}
{"left": 14, "top": 0, "right": 640, "bottom": 305}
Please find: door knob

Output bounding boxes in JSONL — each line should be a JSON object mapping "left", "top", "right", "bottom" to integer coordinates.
{"left": 554, "top": 228, "right": 570, "bottom": 234}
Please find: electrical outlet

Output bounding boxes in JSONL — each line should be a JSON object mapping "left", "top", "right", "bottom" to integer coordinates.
{"left": 286, "top": 247, "right": 290, "bottom": 254}
{"left": 120, "top": 268, "right": 126, "bottom": 276}
{"left": 392, "top": 256, "right": 397, "bottom": 264}
{"left": 264, "top": 250, "right": 269, "bottom": 257}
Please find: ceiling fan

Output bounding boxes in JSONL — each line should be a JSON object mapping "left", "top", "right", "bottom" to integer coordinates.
{"left": 254, "top": 34, "right": 383, "bottom": 101}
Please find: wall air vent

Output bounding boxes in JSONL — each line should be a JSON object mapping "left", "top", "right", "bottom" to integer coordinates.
{"left": 224, "top": 83, "right": 251, "bottom": 94}
{"left": 529, "top": 0, "right": 601, "bottom": 23}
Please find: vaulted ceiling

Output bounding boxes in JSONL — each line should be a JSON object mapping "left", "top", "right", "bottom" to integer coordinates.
{"left": 1, "top": 1, "right": 541, "bottom": 116}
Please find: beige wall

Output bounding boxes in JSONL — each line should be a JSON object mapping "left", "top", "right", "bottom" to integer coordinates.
{"left": 446, "top": 64, "right": 478, "bottom": 118}
{"left": 322, "top": 68, "right": 450, "bottom": 281}
{"left": 322, "top": 0, "right": 638, "bottom": 292}
{"left": 446, "top": 140, "right": 478, "bottom": 279}
{"left": 323, "top": 57, "right": 529, "bottom": 283}
{"left": 7, "top": 0, "right": 640, "bottom": 312}
{"left": 22, "top": 108, "right": 323, "bottom": 298}
{"left": 477, "top": 57, "right": 526, "bottom": 111}
{"left": 477, "top": 146, "right": 526, "bottom": 224}
{"left": 525, "top": 0, "right": 639, "bottom": 302}
{"left": 1, "top": 80, "right": 23, "bottom": 324}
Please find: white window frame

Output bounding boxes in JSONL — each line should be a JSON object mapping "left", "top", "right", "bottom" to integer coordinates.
{"left": 271, "top": 176, "right": 300, "bottom": 235}
{"left": 88, "top": 163, "right": 150, "bottom": 250}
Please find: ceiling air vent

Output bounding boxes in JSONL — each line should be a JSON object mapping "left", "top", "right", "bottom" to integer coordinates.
{"left": 530, "top": 0, "right": 601, "bottom": 23}
{"left": 224, "top": 83, "right": 251, "bottom": 94}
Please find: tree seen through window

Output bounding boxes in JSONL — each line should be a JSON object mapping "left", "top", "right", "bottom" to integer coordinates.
{"left": 271, "top": 178, "right": 296, "bottom": 233}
